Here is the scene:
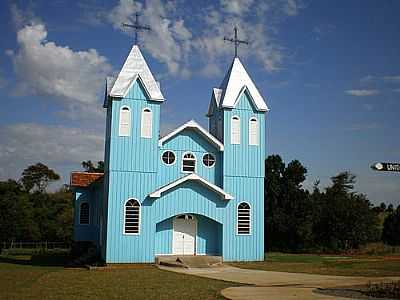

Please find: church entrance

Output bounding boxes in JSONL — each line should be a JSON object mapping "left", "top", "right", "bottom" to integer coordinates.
{"left": 172, "top": 215, "right": 197, "bottom": 255}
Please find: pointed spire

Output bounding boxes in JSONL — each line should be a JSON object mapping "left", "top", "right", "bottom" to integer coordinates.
{"left": 217, "top": 57, "right": 269, "bottom": 111}
{"left": 108, "top": 45, "right": 164, "bottom": 101}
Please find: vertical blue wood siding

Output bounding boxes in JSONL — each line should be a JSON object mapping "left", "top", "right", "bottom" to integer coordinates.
{"left": 74, "top": 63, "right": 266, "bottom": 263}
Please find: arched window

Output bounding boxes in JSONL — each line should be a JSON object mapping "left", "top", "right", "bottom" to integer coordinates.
{"left": 182, "top": 152, "right": 196, "bottom": 173}
{"left": 249, "top": 117, "right": 259, "bottom": 146}
{"left": 237, "top": 202, "right": 251, "bottom": 235}
{"left": 124, "top": 199, "right": 140, "bottom": 234}
{"left": 141, "top": 108, "right": 152, "bottom": 138}
{"left": 79, "top": 202, "right": 90, "bottom": 225}
{"left": 231, "top": 116, "right": 240, "bottom": 144}
{"left": 119, "top": 106, "right": 131, "bottom": 136}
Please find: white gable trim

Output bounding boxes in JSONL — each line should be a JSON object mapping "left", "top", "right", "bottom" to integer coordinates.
{"left": 109, "top": 45, "right": 164, "bottom": 101}
{"left": 159, "top": 120, "right": 224, "bottom": 151}
{"left": 220, "top": 58, "right": 269, "bottom": 112}
{"left": 207, "top": 88, "right": 223, "bottom": 117}
{"left": 149, "top": 173, "right": 233, "bottom": 200}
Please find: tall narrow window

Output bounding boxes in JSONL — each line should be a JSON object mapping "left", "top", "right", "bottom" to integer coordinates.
{"left": 249, "top": 117, "right": 259, "bottom": 146}
{"left": 80, "top": 202, "right": 90, "bottom": 225}
{"left": 124, "top": 199, "right": 140, "bottom": 234}
{"left": 141, "top": 108, "right": 152, "bottom": 138}
{"left": 237, "top": 202, "right": 251, "bottom": 235}
{"left": 119, "top": 106, "right": 131, "bottom": 136}
{"left": 231, "top": 116, "right": 240, "bottom": 144}
{"left": 182, "top": 152, "right": 196, "bottom": 173}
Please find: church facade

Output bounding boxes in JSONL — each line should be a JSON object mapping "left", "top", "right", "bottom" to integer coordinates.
{"left": 71, "top": 45, "right": 269, "bottom": 263}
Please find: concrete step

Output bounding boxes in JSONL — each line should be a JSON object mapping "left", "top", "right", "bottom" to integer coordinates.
{"left": 156, "top": 255, "right": 223, "bottom": 268}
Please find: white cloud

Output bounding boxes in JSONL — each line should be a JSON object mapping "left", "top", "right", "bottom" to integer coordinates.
{"left": 103, "top": 0, "right": 302, "bottom": 77}
{"left": 283, "top": 0, "right": 301, "bottom": 16}
{"left": 220, "top": 0, "right": 254, "bottom": 15}
{"left": 345, "top": 122, "right": 382, "bottom": 131}
{"left": 9, "top": 23, "right": 112, "bottom": 104}
{"left": 0, "top": 123, "right": 104, "bottom": 181}
{"left": 383, "top": 75, "right": 400, "bottom": 83}
{"left": 106, "top": 0, "right": 193, "bottom": 77}
{"left": 345, "top": 89, "right": 379, "bottom": 96}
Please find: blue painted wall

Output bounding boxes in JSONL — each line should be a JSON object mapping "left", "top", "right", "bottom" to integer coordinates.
{"left": 74, "top": 56, "right": 266, "bottom": 263}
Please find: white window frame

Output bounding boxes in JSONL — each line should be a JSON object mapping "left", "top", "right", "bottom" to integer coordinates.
{"left": 236, "top": 202, "right": 251, "bottom": 235}
{"left": 79, "top": 202, "right": 90, "bottom": 225}
{"left": 231, "top": 115, "right": 241, "bottom": 144}
{"left": 141, "top": 107, "right": 153, "bottom": 138}
{"left": 249, "top": 117, "right": 259, "bottom": 146}
{"left": 161, "top": 150, "right": 176, "bottom": 166}
{"left": 181, "top": 152, "right": 196, "bottom": 173}
{"left": 123, "top": 198, "right": 141, "bottom": 235}
{"left": 202, "top": 153, "right": 216, "bottom": 168}
{"left": 119, "top": 106, "right": 131, "bottom": 137}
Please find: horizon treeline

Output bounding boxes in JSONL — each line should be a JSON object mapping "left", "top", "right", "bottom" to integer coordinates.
{"left": 0, "top": 158, "right": 399, "bottom": 252}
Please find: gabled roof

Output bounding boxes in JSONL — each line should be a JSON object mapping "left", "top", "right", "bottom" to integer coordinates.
{"left": 207, "top": 88, "right": 223, "bottom": 117}
{"left": 107, "top": 45, "right": 164, "bottom": 101}
{"left": 149, "top": 173, "right": 233, "bottom": 200}
{"left": 159, "top": 120, "right": 224, "bottom": 151}
{"left": 210, "top": 57, "right": 269, "bottom": 113}
{"left": 70, "top": 172, "right": 104, "bottom": 188}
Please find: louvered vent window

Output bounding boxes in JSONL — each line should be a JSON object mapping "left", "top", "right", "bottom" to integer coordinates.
{"left": 119, "top": 106, "right": 131, "bottom": 136}
{"left": 231, "top": 116, "right": 240, "bottom": 144}
{"left": 237, "top": 202, "right": 251, "bottom": 235}
{"left": 249, "top": 117, "right": 259, "bottom": 146}
{"left": 141, "top": 108, "right": 152, "bottom": 138}
{"left": 80, "top": 203, "right": 90, "bottom": 225}
{"left": 182, "top": 152, "right": 196, "bottom": 173}
{"left": 125, "top": 199, "right": 140, "bottom": 234}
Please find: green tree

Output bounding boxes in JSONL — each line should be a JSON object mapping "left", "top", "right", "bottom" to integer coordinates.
{"left": 0, "top": 180, "right": 39, "bottom": 243}
{"left": 20, "top": 163, "right": 60, "bottom": 193}
{"left": 81, "top": 160, "right": 104, "bottom": 173}
{"left": 382, "top": 209, "right": 400, "bottom": 246}
{"left": 265, "top": 155, "right": 314, "bottom": 252}
{"left": 313, "top": 172, "right": 379, "bottom": 251}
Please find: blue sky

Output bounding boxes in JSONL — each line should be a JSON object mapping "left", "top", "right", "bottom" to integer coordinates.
{"left": 0, "top": 0, "right": 399, "bottom": 206}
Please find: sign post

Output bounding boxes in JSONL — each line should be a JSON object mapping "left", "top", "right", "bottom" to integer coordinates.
{"left": 371, "top": 162, "right": 400, "bottom": 172}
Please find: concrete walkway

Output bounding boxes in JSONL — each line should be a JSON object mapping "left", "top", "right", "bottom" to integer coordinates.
{"left": 159, "top": 265, "right": 400, "bottom": 299}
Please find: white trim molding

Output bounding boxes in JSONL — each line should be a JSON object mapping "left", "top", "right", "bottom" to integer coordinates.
{"left": 159, "top": 120, "right": 224, "bottom": 151}
{"left": 149, "top": 173, "right": 234, "bottom": 200}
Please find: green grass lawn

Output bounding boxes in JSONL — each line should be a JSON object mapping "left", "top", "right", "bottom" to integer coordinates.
{"left": 231, "top": 252, "right": 400, "bottom": 277}
{"left": 0, "top": 255, "right": 235, "bottom": 299}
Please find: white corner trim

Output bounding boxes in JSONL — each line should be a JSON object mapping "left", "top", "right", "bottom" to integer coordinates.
{"left": 159, "top": 120, "right": 224, "bottom": 151}
{"left": 149, "top": 173, "right": 233, "bottom": 200}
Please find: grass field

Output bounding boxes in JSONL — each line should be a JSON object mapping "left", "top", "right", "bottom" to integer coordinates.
{"left": 231, "top": 252, "right": 400, "bottom": 277}
{"left": 0, "top": 254, "right": 235, "bottom": 299}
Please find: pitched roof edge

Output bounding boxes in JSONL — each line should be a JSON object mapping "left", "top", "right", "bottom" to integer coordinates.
{"left": 158, "top": 120, "right": 224, "bottom": 151}
{"left": 149, "top": 173, "right": 233, "bottom": 200}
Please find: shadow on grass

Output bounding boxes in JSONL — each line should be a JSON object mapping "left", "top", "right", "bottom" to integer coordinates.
{"left": 0, "top": 254, "right": 73, "bottom": 267}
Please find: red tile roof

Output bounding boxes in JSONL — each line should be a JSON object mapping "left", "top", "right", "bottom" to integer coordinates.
{"left": 70, "top": 172, "right": 104, "bottom": 188}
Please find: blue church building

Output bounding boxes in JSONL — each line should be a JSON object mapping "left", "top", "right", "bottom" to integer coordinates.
{"left": 70, "top": 44, "right": 269, "bottom": 263}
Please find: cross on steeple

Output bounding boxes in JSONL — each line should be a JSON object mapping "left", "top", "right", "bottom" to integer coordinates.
{"left": 122, "top": 12, "right": 151, "bottom": 46}
{"left": 224, "top": 26, "right": 248, "bottom": 58}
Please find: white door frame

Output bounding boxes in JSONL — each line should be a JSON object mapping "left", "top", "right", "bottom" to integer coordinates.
{"left": 172, "top": 214, "right": 197, "bottom": 255}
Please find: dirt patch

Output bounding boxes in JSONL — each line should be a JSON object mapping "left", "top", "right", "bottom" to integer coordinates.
{"left": 315, "top": 284, "right": 396, "bottom": 300}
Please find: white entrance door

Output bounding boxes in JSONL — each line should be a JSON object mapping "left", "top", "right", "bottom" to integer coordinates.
{"left": 172, "top": 215, "right": 196, "bottom": 255}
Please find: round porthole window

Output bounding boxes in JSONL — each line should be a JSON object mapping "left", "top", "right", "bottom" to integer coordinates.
{"left": 202, "top": 153, "right": 215, "bottom": 167}
{"left": 162, "top": 151, "right": 175, "bottom": 165}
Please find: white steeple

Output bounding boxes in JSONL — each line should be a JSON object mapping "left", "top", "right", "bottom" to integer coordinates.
{"left": 107, "top": 45, "right": 164, "bottom": 101}
{"left": 209, "top": 57, "right": 269, "bottom": 114}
